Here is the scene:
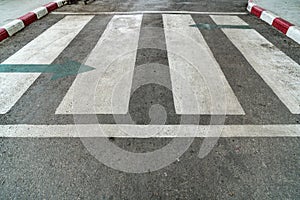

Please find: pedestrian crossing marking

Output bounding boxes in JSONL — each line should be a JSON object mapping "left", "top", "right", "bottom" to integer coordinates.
{"left": 0, "top": 14, "right": 299, "bottom": 138}
{"left": 56, "top": 15, "right": 143, "bottom": 114}
{"left": 211, "top": 15, "right": 300, "bottom": 114}
{"left": 163, "top": 14, "right": 245, "bottom": 114}
{"left": 0, "top": 15, "right": 94, "bottom": 114}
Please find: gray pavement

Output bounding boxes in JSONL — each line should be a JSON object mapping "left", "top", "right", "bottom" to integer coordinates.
{"left": 0, "top": 0, "right": 299, "bottom": 199}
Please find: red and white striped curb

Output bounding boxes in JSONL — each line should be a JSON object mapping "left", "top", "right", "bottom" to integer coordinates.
{"left": 0, "top": 0, "right": 65, "bottom": 43}
{"left": 247, "top": 1, "right": 300, "bottom": 44}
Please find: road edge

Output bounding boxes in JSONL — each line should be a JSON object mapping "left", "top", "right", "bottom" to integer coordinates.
{"left": 0, "top": 0, "right": 66, "bottom": 43}
{"left": 247, "top": 0, "right": 300, "bottom": 44}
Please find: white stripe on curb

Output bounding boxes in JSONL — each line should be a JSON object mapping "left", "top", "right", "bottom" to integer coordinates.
{"left": 54, "top": 0, "right": 64, "bottom": 7}
{"left": 247, "top": 2, "right": 254, "bottom": 12}
{"left": 32, "top": 7, "right": 49, "bottom": 19}
{"left": 2, "top": 19, "right": 25, "bottom": 36}
{"left": 287, "top": 26, "right": 300, "bottom": 44}
{"left": 260, "top": 11, "right": 278, "bottom": 25}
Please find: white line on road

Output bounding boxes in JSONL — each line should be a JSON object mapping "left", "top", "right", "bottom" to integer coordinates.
{"left": 163, "top": 14, "right": 245, "bottom": 115}
{"left": 0, "top": 124, "right": 299, "bottom": 137}
{"left": 56, "top": 15, "right": 142, "bottom": 114}
{"left": 51, "top": 11, "right": 248, "bottom": 15}
{"left": 0, "top": 15, "right": 94, "bottom": 114}
{"left": 211, "top": 15, "right": 300, "bottom": 114}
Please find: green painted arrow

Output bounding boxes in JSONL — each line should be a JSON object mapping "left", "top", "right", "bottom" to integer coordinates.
{"left": 0, "top": 60, "right": 95, "bottom": 80}
{"left": 190, "top": 23, "right": 251, "bottom": 30}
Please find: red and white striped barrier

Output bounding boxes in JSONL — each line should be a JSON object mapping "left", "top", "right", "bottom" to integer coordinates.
{"left": 0, "top": 0, "right": 65, "bottom": 42}
{"left": 247, "top": 1, "right": 300, "bottom": 44}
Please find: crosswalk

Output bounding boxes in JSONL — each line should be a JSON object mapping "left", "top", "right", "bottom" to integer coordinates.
{"left": 0, "top": 13, "right": 299, "bottom": 137}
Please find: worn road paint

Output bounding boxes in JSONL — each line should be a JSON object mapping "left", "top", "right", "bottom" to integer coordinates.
{"left": 51, "top": 11, "right": 248, "bottom": 15}
{"left": 56, "top": 15, "right": 142, "bottom": 114}
{"left": 190, "top": 23, "right": 251, "bottom": 30}
{"left": 0, "top": 15, "right": 93, "bottom": 114}
{"left": 211, "top": 15, "right": 300, "bottom": 114}
{"left": 0, "top": 61, "right": 94, "bottom": 80}
{"left": 163, "top": 14, "right": 245, "bottom": 115}
{"left": 0, "top": 124, "right": 299, "bottom": 137}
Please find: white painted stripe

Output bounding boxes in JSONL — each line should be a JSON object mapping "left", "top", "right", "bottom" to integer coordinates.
{"left": 211, "top": 15, "right": 300, "bottom": 114}
{"left": 163, "top": 14, "right": 244, "bottom": 115}
{"left": 56, "top": 15, "right": 142, "bottom": 114}
{"left": 0, "top": 124, "right": 299, "bottom": 137}
{"left": 32, "top": 7, "right": 49, "bottom": 19}
{"left": 260, "top": 10, "right": 278, "bottom": 25}
{"left": 54, "top": 0, "right": 64, "bottom": 7}
{"left": 0, "top": 16, "right": 94, "bottom": 114}
{"left": 51, "top": 11, "right": 248, "bottom": 15}
{"left": 2, "top": 19, "right": 25, "bottom": 36}
{"left": 247, "top": 2, "right": 255, "bottom": 12}
{"left": 286, "top": 26, "right": 300, "bottom": 44}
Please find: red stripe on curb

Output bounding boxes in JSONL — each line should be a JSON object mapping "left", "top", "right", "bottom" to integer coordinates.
{"left": 0, "top": 28, "right": 9, "bottom": 42}
{"left": 251, "top": 5, "right": 265, "bottom": 18}
{"left": 18, "top": 12, "right": 38, "bottom": 26}
{"left": 44, "top": 2, "right": 59, "bottom": 12}
{"left": 272, "top": 18, "right": 293, "bottom": 34}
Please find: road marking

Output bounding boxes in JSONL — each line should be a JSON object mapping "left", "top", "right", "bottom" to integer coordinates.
{"left": 0, "top": 16, "right": 93, "bottom": 114}
{"left": 0, "top": 61, "right": 94, "bottom": 80}
{"left": 190, "top": 24, "right": 251, "bottom": 30}
{"left": 51, "top": 11, "right": 248, "bottom": 15}
{"left": 0, "top": 124, "right": 299, "bottom": 137}
{"left": 211, "top": 15, "right": 300, "bottom": 114}
{"left": 163, "top": 14, "right": 245, "bottom": 115}
{"left": 56, "top": 15, "right": 142, "bottom": 114}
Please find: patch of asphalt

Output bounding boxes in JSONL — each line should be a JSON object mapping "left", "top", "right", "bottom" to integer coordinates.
{"left": 0, "top": 137, "right": 299, "bottom": 199}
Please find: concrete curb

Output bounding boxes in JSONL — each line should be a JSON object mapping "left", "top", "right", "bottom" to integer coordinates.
{"left": 247, "top": 1, "right": 300, "bottom": 44}
{"left": 0, "top": 0, "right": 65, "bottom": 43}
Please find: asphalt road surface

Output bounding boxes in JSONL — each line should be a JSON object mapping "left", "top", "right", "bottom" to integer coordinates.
{"left": 0, "top": 0, "right": 299, "bottom": 199}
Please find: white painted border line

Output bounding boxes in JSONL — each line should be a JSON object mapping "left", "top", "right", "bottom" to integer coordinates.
{"left": 247, "top": 0, "right": 300, "bottom": 44}
{"left": 0, "top": 0, "right": 65, "bottom": 42}
{"left": 51, "top": 11, "right": 248, "bottom": 15}
{"left": 0, "top": 124, "right": 299, "bottom": 137}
